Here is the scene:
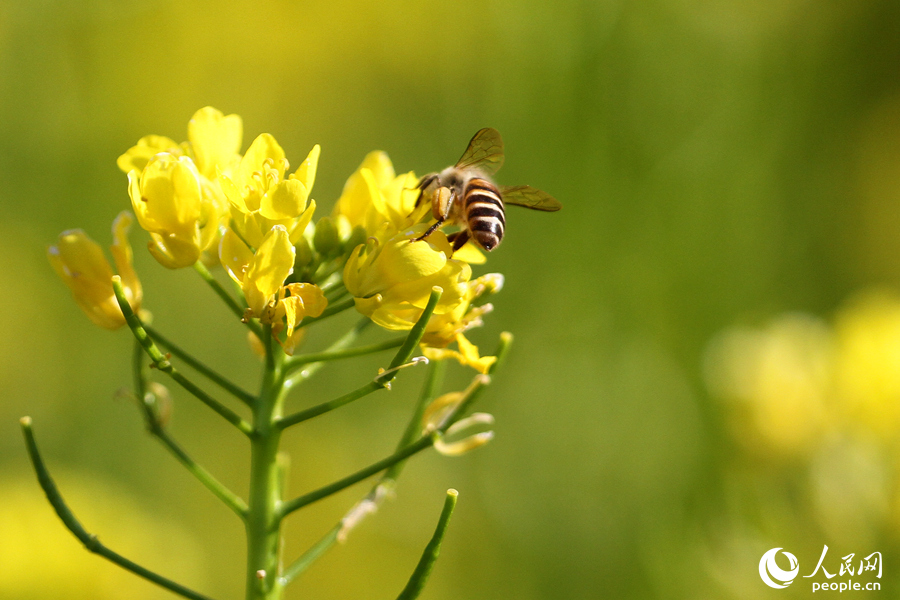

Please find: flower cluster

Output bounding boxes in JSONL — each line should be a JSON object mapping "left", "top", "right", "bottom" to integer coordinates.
{"left": 49, "top": 107, "right": 502, "bottom": 368}
{"left": 39, "top": 108, "right": 521, "bottom": 600}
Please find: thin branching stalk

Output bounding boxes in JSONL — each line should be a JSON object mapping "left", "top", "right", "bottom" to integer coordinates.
{"left": 284, "top": 337, "right": 406, "bottom": 374}
{"left": 20, "top": 418, "right": 219, "bottom": 600}
{"left": 276, "top": 288, "right": 443, "bottom": 430}
{"left": 193, "top": 262, "right": 263, "bottom": 338}
{"left": 283, "top": 318, "right": 372, "bottom": 390}
{"left": 146, "top": 325, "right": 256, "bottom": 407}
{"left": 278, "top": 360, "right": 447, "bottom": 587}
{"left": 278, "top": 361, "right": 497, "bottom": 520}
{"left": 396, "top": 489, "right": 458, "bottom": 600}
{"left": 133, "top": 341, "right": 249, "bottom": 519}
{"left": 113, "top": 277, "right": 253, "bottom": 436}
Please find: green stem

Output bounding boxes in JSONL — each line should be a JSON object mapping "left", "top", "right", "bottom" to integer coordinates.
{"left": 133, "top": 341, "right": 248, "bottom": 519}
{"left": 387, "top": 287, "right": 443, "bottom": 371}
{"left": 244, "top": 324, "right": 287, "bottom": 600}
{"left": 277, "top": 288, "right": 443, "bottom": 430}
{"left": 284, "top": 337, "right": 406, "bottom": 374}
{"left": 277, "top": 524, "right": 341, "bottom": 588}
{"left": 396, "top": 490, "right": 458, "bottom": 600}
{"left": 277, "top": 381, "right": 382, "bottom": 429}
{"left": 157, "top": 427, "right": 250, "bottom": 519}
{"left": 278, "top": 436, "right": 434, "bottom": 519}
{"left": 193, "top": 262, "right": 263, "bottom": 338}
{"left": 386, "top": 359, "right": 446, "bottom": 480}
{"left": 283, "top": 319, "right": 371, "bottom": 389}
{"left": 278, "top": 330, "right": 510, "bottom": 522}
{"left": 146, "top": 326, "right": 256, "bottom": 407}
{"left": 113, "top": 277, "right": 253, "bottom": 436}
{"left": 277, "top": 360, "right": 446, "bottom": 586}
{"left": 19, "top": 418, "right": 218, "bottom": 600}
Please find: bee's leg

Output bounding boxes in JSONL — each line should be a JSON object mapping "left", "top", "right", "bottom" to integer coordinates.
{"left": 414, "top": 173, "right": 440, "bottom": 207}
{"left": 412, "top": 218, "right": 446, "bottom": 242}
{"left": 413, "top": 187, "right": 453, "bottom": 242}
{"left": 447, "top": 230, "right": 470, "bottom": 254}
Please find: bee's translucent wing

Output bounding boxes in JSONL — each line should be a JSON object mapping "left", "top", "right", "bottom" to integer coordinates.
{"left": 455, "top": 128, "right": 505, "bottom": 176}
{"left": 499, "top": 185, "right": 562, "bottom": 212}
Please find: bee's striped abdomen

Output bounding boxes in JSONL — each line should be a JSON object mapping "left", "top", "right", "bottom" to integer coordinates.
{"left": 465, "top": 178, "right": 505, "bottom": 251}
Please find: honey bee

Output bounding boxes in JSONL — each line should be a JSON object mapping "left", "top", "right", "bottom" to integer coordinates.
{"left": 414, "top": 128, "right": 561, "bottom": 252}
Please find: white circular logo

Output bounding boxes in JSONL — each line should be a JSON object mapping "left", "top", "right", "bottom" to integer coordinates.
{"left": 759, "top": 548, "right": 800, "bottom": 589}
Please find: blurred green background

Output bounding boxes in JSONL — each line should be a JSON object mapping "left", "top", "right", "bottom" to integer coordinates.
{"left": 3, "top": 0, "right": 900, "bottom": 598}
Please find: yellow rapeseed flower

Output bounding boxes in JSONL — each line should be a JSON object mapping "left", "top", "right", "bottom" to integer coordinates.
{"left": 117, "top": 106, "right": 242, "bottom": 180}
{"left": 220, "top": 225, "right": 326, "bottom": 353}
{"left": 221, "top": 225, "right": 295, "bottom": 316}
{"left": 47, "top": 211, "right": 142, "bottom": 330}
{"left": 186, "top": 107, "right": 243, "bottom": 180}
{"left": 218, "top": 133, "right": 318, "bottom": 249}
{"left": 420, "top": 273, "right": 504, "bottom": 374}
{"left": 127, "top": 153, "right": 221, "bottom": 268}
{"left": 331, "top": 150, "right": 485, "bottom": 264}
{"left": 119, "top": 107, "right": 242, "bottom": 267}
{"left": 332, "top": 151, "right": 425, "bottom": 241}
{"left": 343, "top": 225, "right": 471, "bottom": 331}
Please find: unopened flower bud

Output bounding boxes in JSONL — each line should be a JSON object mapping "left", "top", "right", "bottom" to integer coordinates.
{"left": 293, "top": 235, "right": 313, "bottom": 271}
{"left": 343, "top": 225, "right": 368, "bottom": 254}
{"left": 47, "top": 212, "right": 142, "bottom": 330}
{"left": 313, "top": 216, "right": 340, "bottom": 257}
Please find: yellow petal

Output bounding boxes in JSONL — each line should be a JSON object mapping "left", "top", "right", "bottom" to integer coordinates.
{"left": 109, "top": 212, "right": 142, "bottom": 307}
{"left": 334, "top": 164, "right": 381, "bottom": 229}
{"left": 131, "top": 154, "right": 203, "bottom": 234}
{"left": 188, "top": 107, "right": 243, "bottom": 179}
{"left": 117, "top": 135, "right": 180, "bottom": 174}
{"left": 451, "top": 242, "right": 486, "bottom": 265}
{"left": 239, "top": 133, "right": 286, "bottom": 184}
{"left": 358, "top": 151, "right": 395, "bottom": 189}
{"left": 367, "top": 236, "right": 447, "bottom": 291}
{"left": 288, "top": 200, "right": 316, "bottom": 244}
{"left": 363, "top": 168, "right": 388, "bottom": 217}
{"left": 218, "top": 170, "right": 250, "bottom": 214}
{"left": 281, "top": 283, "right": 328, "bottom": 335}
{"left": 385, "top": 259, "right": 469, "bottom": 312}
{"left": 291, "top": 144, "right": 320, "bottom": 192}
{"left": 219, "top": 228, "right": 253, "bottom": 285}
{"left": 422, "top": 333, "right": 496, "bottom": 374}
{"left": 259, "top": 179, "right": 309, "bottom": 220}
{"left": 147, "top": 231, "right": 201, "bottom": 269}
{"left": 49, "top": 230, "right": 113, "bottom": 286}
{"left": 381, "top": 171, "right": 421, "bottom": 227}
{"left": 367, "top": 303, "right": 427, "bottom": 330}
{"left": 47, "top": 220, "right": 141, "bottom": 330}
{"left": 244, "top": 225, "right": 294, "bottom": 315}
